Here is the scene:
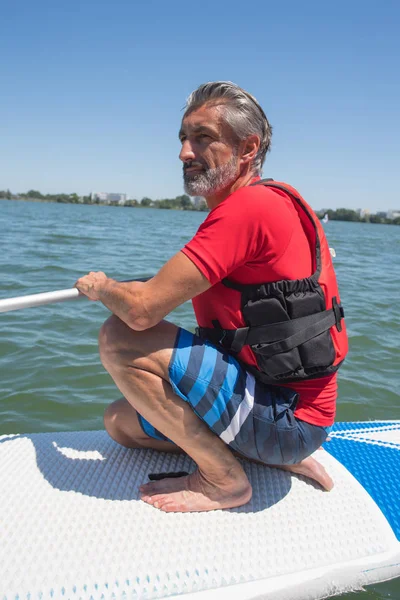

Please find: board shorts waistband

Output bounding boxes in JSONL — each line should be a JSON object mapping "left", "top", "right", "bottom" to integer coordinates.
{"left": 137, "top": 328, "right": 329, "bottom": 465}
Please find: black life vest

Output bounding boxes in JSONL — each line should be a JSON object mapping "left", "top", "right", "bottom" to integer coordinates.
{"left": 196, "top": 179, "right": 348, "bottom": 385}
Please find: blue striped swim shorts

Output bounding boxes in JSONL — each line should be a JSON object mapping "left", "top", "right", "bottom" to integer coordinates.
{"left": 137, "top": 328, "right": 330, "bottom": 465}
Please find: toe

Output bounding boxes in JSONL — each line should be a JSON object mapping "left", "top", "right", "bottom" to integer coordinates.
{"left": 158, "top": 496, "right": 186, "bottom": 512}
{"left": 141, "top": 492, "right": 166, "bottom": 507}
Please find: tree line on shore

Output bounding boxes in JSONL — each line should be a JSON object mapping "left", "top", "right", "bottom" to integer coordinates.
{"left": 1, "top": 189, "right": 399, "bottom": 224}
{"left": 0, "top": 189, "right": 207, "bottom": 211}
{"left": 314, "top": 208, "right": 400, "bottom": 225}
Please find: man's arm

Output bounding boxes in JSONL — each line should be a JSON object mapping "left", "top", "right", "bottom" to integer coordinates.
{"left": 75, "top": 251, "right": 211, "bottom": 330}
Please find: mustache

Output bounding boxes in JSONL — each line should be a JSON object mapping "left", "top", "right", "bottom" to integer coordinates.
{"left": 183, "top": 160, "right": 207, "bottom": 172}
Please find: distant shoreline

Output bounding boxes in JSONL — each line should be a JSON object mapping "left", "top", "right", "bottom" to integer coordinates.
{"left": 1, "top": 196, "right": 399, "bottom": 224}
{"left": 1, "top": 195, "right": 208, "bottom": 212}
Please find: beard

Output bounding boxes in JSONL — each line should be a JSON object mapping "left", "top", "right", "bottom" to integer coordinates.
{"left": 183, "top": 154, "right": 238, "bottom": 197}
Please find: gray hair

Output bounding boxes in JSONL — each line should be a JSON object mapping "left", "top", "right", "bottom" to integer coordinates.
{"left": 183, "top": 81, "right": 272, "bottom": 175}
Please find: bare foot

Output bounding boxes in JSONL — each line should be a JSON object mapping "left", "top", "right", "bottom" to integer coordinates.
{"left": 276, "top": 456, "right": 334, "bottom": 491}
{"left": 139, "top": 466, "right": 252, "bottom": 513}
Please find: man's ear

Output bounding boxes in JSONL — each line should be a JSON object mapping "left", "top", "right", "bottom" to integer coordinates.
{"left": 240, "top": 134, "right": 260, "bottom": 165}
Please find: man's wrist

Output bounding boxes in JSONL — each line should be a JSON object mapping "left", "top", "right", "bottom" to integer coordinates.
{"left": 98, "top": 277, "right": 117, "bottom": 301}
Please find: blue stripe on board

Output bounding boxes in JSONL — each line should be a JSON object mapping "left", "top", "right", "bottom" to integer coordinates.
{"left": 202, "top": 356, "right": 239, "bottom": 428}
{"left": 325, "top": 421, "right": 400, "bottom": 541}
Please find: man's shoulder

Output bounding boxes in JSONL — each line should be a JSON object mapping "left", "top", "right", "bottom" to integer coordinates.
{"left": 231, "top": 181, "right": 271, "bottom": 199}
{"left": 224, "top": 181, "right": 294, "bottom": 219}
{"left": 231, "top": 180, "right": 294, "bottom": 202}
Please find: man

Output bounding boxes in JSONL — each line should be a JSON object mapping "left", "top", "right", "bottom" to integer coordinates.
{"left": 75, "top": 81, "right": 348, "bottom": 513}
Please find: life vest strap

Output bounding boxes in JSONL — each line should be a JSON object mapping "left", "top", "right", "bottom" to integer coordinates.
{"left": 196, "top": 301, "right": 344, "bottom": 357}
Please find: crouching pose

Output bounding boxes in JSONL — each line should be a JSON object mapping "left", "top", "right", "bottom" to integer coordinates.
{"left": 76, "top": 81, "right": 348, "bottom": 513}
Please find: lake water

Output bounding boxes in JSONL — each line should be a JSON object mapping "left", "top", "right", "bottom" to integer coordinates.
{"left": 1, "top": 199, "right": 399, "bottom": 599}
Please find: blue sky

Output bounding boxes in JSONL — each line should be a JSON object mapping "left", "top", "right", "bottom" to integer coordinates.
{"left": 1, "top": 0, "right": 399, "bottom": 211}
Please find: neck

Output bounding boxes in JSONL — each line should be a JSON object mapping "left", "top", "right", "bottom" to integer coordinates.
{"left": 205, "top": 170, "right": 258, "bottom": 210}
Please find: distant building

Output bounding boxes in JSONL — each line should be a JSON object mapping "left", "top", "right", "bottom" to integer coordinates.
{"left": 387, "top": 210, "right": 400, "bottom": 220}
{"left": 91, "top": 192, "right": 127, "bottom": 205}
{"left": 357, "top": 208, "right": 370, "bottom": 219}
{"left": 192, "top": 196, "right": 206, "bottom": 208}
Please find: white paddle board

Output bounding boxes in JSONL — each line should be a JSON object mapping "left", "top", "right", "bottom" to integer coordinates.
{"left": 0, "top": 420, "right": 399, "bottom": 599}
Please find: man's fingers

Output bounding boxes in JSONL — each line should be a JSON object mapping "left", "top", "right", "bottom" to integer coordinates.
{"left": 73, "top": 272, "right": 108, "bottom": 301}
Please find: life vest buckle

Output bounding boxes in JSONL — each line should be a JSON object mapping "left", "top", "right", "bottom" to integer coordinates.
{"left": 332, "top": 297, "right": 344, "bottom": 332}
{"left": 219, "top": 329, "right": 228, "bottom": 345}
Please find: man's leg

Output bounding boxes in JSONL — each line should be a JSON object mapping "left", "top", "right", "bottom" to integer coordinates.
{"left": 104, "top": 398, "right": 333, "bottom": 491}
{"left": 104, "top": 397, "right": 181, "bottom": 453}
{"left": 99, "top": 315, "right": 252, "bottom": 513}
{"left": 104, "top": 398, "right": 333, "bottom": 492}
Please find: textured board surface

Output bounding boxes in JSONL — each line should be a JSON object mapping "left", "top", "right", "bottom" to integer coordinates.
{"left": 0, "top": 421, "right": 399, "bottom": 600}
{"left": 325, "top": 421, "right": 400, "bottom": 541}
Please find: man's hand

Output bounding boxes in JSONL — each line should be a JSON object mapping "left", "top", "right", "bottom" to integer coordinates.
{"left": 75, "top": 271, "right": 111, "bottom": 301}
{"left": 73, "top": 252, "right": 210, "bottom": 329}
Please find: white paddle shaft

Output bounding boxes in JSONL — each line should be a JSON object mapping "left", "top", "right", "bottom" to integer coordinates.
{"left": 0, "top": 278, "right": 149, "bottom": 314}
{"left": 0, "top": 288, "right": 82, "bottom": 313}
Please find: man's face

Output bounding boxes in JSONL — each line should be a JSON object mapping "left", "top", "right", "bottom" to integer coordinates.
{"left": 179, "top": 103, "right": 239, "bottom": 197}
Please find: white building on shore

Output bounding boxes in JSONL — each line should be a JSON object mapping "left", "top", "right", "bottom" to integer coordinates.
{"left": 192, "top": 196, "right": 206, "bottom": 209}
{"left": 357, "top": 208, "right": 370, "bottom": 219}
{"left": 91, "top": 192, "right": 127, "bottom": 205}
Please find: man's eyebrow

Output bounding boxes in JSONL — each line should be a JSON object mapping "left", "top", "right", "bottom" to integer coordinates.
{"left": 179, "top": 125, "right": 217, "bottom": 139}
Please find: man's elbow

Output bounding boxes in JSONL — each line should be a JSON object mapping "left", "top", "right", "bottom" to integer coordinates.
{"left": 126, "top": 312, "right": 158, "bottom": 332}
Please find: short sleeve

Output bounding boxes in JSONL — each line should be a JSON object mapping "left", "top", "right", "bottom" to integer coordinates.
{"left": 182, "top": 185, "right": 295, "bottom": 285}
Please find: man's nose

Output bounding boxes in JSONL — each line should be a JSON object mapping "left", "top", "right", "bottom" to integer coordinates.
{"left": 179, "top": 139, "right": 195, "bottom": 162}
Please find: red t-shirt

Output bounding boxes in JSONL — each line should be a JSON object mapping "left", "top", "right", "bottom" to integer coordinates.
{"left": 182, "top": 181, "right": 337, "bottom": 427}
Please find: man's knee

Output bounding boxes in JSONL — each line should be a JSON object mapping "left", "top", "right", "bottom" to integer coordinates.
{"left": 98, "top": 315, "right": 168, "bottom": 377}
{"left": 103, "top": 401, "right": 120, "bottom": 433}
